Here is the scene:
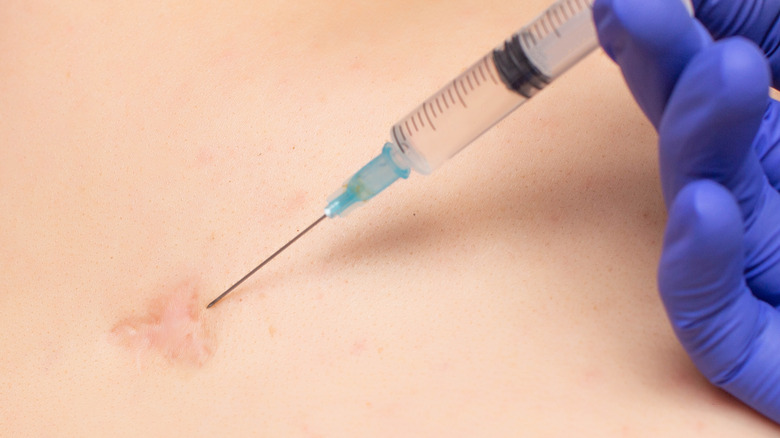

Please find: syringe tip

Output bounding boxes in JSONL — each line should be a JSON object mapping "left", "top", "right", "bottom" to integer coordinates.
{"left": 324, "top": 143, "right": 410, "bottom": 218}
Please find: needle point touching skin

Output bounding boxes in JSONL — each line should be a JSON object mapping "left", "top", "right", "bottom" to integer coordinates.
{"left": 110, "top": 278, "right": 216, "bottom": 368}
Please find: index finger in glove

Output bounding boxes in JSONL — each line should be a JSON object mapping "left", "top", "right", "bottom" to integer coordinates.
{"left": 659, "top": 39, "right": 780, "bottom": 306}
{"left": 593, "top": 0, "right": 710, "bottom": 127}
{"left": 658, "top": 38, "right": 770, "bottom": 207}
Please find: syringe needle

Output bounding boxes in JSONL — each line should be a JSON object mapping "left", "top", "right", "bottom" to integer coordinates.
{"left": 206, "top": 214, "right": 327, "bottom": 309}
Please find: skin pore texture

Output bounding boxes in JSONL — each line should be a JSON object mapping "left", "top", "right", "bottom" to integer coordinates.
{"left": 2, "top": 0, "right": 780, "bottom": 436}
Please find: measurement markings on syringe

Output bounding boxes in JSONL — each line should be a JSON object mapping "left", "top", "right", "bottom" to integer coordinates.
{"left": 540, "top": 12, "right": 552, "bottom": 36}
{"left": 459, "top": 79, "right": 469, "bottom": 96}
{"left": 476, "top": 61, "right": 491, "bottom": 85}
{"left": 523, "top": 31, "right": 538, "bottom": 47}
{"left": 394, "top": 55, "right": 501, "bottom": 145}
{"left": 453, "top": 79, "right": 467, "bottom": 107}
{"left": 564, "top": 0, "right": 576, "bottom": 14}
{"left": 526, "top": 0, "right": 592, "bottom": 44}
{"left": 546, "top": 8, "right": 562, "bottom": 36}
{"left": 482, "top": 56, "right": 499, "bottom": 84}
{"left": 423, "top": 103, "right": 435, "bottom": 130}
{"left": 393, "top": 126, "right": 406, "bottom": 150}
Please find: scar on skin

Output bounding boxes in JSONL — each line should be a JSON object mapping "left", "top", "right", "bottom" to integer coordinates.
{"left": 110, "top": 278, "right": 216, "bottom": 368}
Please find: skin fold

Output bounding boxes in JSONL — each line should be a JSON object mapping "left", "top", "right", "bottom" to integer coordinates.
{"left": 1, "top": 0, "right": 780, "bottom": 436}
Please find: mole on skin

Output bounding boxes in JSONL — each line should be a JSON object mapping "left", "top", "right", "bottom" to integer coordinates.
{"left": 110, "top": 278, "right": 216, "bottom": 368}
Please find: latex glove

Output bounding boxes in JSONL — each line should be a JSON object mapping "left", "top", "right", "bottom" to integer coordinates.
{"left": 593, "top": 0, "right": 780, "bottom": 423}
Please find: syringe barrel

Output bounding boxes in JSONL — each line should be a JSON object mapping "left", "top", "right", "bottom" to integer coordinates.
{"left": 390, "top": 0, "right": 694, "bottom": 175}
{"left": 390, "top": 0, "right": 600, "bottom": 175}
{"left": 390, "top": 54, "right": 531, "bottom": 174}
{"left": 517, "top": 0, "right": 600, "bottom": 79}
{"left": 327, "top": 0, "right": 693, "bottom": 217}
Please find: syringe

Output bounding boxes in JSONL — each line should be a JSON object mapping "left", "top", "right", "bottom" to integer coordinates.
{"left": 324, "top": 0, "right": 691, "bottom": 217}
{"left": 207, "top": 0, "right": 694, "bottom": 308}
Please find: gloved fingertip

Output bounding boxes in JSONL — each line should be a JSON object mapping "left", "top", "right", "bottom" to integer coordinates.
{"left": 593, "top": 0, "right": 708, "bottom": 126}
{"left": 658, "top": 39, "right": 770, "bottom": 202}
{"left": 594, "top": 0, "right": 694, "bottom": 60}
{"left": 659, "top": 180, "right": 743, "bottom": 296}
{"left": 709, "top": 39, "right": 771, "bottom": 120}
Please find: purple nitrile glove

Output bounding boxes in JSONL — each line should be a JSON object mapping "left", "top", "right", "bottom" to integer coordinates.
{"left": 594, "top": 0, "right": 780, "bottom": 423}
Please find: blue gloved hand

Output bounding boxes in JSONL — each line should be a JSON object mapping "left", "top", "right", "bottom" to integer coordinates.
{"left": 593, "top": 0, "right": 780, "bottom": 423}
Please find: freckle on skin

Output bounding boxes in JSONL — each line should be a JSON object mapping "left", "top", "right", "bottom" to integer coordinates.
{"left": 110, "top": 278, "right": 216, "bottom": 367}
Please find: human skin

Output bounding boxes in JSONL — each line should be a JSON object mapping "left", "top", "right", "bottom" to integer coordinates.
{"left": 1, "top": 0, "right": 780, "bottom": 436}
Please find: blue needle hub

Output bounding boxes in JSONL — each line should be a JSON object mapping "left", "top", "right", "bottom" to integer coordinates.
{"left": 325, "top": 143, "right": 411, "bottom": 218}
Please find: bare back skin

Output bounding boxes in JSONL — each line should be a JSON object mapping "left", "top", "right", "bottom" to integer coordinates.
{"left": 2, "top": 0, "right": 779, "bottom": 436}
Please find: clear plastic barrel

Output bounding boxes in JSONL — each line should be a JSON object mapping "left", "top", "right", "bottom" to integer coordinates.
{"left": 390, "top": 54, "right": 527, "bottom": 174}
{"left": 388, "top": 0, "right": 693, "bottom": 175}
{"left": 518, "top": 0, "right": 599, "bottom": 78}
{"left": 326, "top": 0, "right": 694, "bottom": 217}
{"left": 390, "top": 0, "right": 599, "bottom": 174}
